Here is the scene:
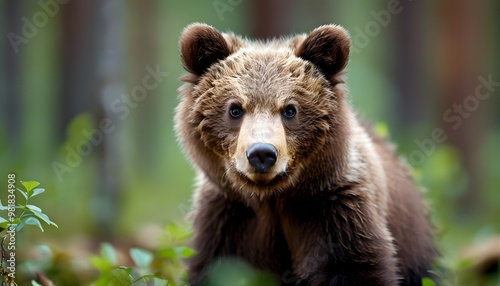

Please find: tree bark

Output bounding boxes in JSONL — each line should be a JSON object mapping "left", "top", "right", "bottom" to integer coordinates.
{"left": 4, "top": 0, "right": 22, "bottom": 153}
{"left": 91, "top": 0, "right": 126, "bottom": 238}
{"left": 59, "top": 0, "right": 94, "bottom": 141}
{"left": 438, "top": 0, "right": 483, "bottom": 215}
{"left": 250, "top": 0, "right": 293, "bottom": 39}
{"left": 392, "top": 1, "right": 425, "bottom": 129}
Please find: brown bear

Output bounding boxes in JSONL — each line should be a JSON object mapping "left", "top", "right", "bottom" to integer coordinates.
{"left": 175, "top": 23, "right": 438, "bottom": 286}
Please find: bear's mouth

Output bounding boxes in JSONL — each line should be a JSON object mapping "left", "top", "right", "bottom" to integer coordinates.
{"left": 234, "top": 169, "right": 290, "bottom": 188}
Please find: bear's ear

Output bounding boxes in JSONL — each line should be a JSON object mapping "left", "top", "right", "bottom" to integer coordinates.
{"left": 296, "top": 25, "right": 351, "bottom": 77}
{"left": 180, "top": 23, "right": 231, "bottom": 76}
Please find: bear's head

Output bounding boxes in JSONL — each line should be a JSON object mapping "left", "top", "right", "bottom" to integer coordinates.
{"left": 176, "top": 23, "right": 352, "bottom": 197}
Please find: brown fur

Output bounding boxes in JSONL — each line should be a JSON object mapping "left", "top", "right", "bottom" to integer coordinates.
{"left": 175, "top": 23, "right": 437, "bottom": 286}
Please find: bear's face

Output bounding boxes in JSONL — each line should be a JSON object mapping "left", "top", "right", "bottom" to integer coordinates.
{"left": 177, "top": 24, "right": 351, "bottom": 195}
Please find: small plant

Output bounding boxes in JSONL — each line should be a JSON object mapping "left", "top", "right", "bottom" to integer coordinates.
{"left": 0, "top": 180, "right": 58, "bottom": 286}
{"left": 91, "top": 243, "right": 167, "bottom": 285}
{"left": 91, "top": 222, "right": 195, "bottom": 286}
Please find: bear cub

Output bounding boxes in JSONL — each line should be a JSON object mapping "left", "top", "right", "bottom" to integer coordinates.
{"left": 175, "top": 23, "right": 437, "bottom": 286}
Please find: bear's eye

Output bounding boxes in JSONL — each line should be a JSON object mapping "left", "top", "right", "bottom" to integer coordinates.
{"left": 282, "top": 104, "right": 297, "bottom": 118}
{"left": 229, "top": 104, "right": 244, "bottom": 118}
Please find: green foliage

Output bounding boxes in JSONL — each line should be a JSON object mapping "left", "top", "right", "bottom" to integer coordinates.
{"left": 88, "top": 222, "right": 197, "bottom": 285}
{"left": 17, "top": 221, "right": 196, "bottom": 285}
{"left": 0, "top": 181, "right": 58, "bottom": 232}
{"left": 91, "top": 243, "right": 172, "bottom": 286}
{"left": 413, "top": 145, "right": 500, "bottom": 286}
{"left": 204, "top": 258, "right": 279, "bottom": 286}
{"left": 149, "top": 222, "right": 196, "bottom": 285}
{"left": 422, "top": 277, "right": 436, "bottom": 286}
{"left": 0, "top": 180, "right": 58, "bottom": 286}
{"left": 374, "top": 122, "right": 389, "bottom": 139}
{"left": 21, "top": 244, "right": 80, "bottom": 285}
{"left": 88, "top": 223, "right": 196, "bottom": 285}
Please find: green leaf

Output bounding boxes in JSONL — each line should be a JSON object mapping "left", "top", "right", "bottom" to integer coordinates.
{"left": 108, "top": 267, "right": 134, "bottom": 284}
{"left": 16, "top": 220, "right": 25, "bottom": 231}
{"left": 32, "top": 280, "right": 43, "bottom": 286}
{"left": 158, "top": 247, "right": 176, "bottom": 259}
{"left": 16, "top": 187, "right": 28, "bottom": 200}
{"left": 30, "top": 188, "right": 45, "bottom": 198}
{"left": 166, "top": 222, "right": 193, "bottom": 240}
{"left": 21, "top": 181, "right": 40, "bottom": 193}
{"left": 13, "top": 217, "right": 23, "bottom": 231}
{"left": 0, "top": 200, "right": 7, "bottom": 210}
{"left": 31, "top": 209, "right": 58, "bottom": 228}
{"left": 158, "top": 245, "right": 197, "bottom": 260}
{"left": 422, "top": 278, "right": 436, "bottom": 286}
{"left": 90, "top": 256, "right": 114, "bottom": 272}
{"left": 132, "top": 274, "right": 167, "bottom": 284}
{"left": 36, "top": 244, "right": 53, "bottom": 258}
{"left": 375, "top": 122, "right": 389, "bottom": 138}
{"left": 0, "top": 217, "right": 9, "bottom": 230}
{"left": 101, "top": 242, "right": 117, "bottom": 265}
{"left": 166, "top": 222, "right": 180, "bottom": 234}
{"left": 27, "top": 204, "right": 43, "bottom": 212}
{"left": 130, "top": 248, "right": 154, "bottom": 269}
{"left": 116, "top": 265, "right": 133, "bottom": 275}
{"left": 24, "top": 216, "right": 44, "bottom": 232}
{"left": 174, "top": 246, "right": 197, "bottom": 258}
{"left": 21, "top": 206, "right": 58, "bottom": 228}
{"left": 0, "top": 201, "right": 19, "bottom": 210}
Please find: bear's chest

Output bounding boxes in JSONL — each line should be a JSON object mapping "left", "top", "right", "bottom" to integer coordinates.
{"left": 230, "top": 201, "right": 292, "bottom": 274}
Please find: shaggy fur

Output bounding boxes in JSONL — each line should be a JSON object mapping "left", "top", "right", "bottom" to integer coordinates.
{"left": 175, "top": 23, "right": 437, "bottom": 286}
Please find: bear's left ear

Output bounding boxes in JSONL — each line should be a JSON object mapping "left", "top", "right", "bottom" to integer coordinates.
{"left": 296, "top": 25, "right": 351, "bottom": 77}
{"left": 180, "top": 23, "right": 231, "bottom": 76}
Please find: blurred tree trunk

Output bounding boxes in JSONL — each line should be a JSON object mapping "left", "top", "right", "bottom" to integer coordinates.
{"left": 392, "top": 1, "right": 425, "bottom": 129}
{"left": 91, "top": 0, "right": 126, "bottom": 239}
{"left": 250, "top": 0, "right": 335, "bottom": 42}
{"left": 60, "top": 0, "right": 123, "bottom": 239}
{"left": 59, "top": 0, "right": 94, "bottom": 141}
{"left": 250, "top": 0, "right": 293, "bottom": 39}
{"left": 129, "top": 0, "right": 158, "bottom": 174}
{"left": 4, "top": 0, "right": 22, "bottom": 153}
{"left": 439, "top": 0, "right": 482, "bottom": 215}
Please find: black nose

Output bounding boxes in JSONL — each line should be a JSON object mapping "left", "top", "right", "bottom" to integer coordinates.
{"left": 246, "top": 143, "right": 278, "bottom": 173}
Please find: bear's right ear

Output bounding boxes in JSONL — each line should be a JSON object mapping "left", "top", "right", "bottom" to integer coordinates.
{"left": 180, "top": 23, "right": 231, "bottom": 76}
